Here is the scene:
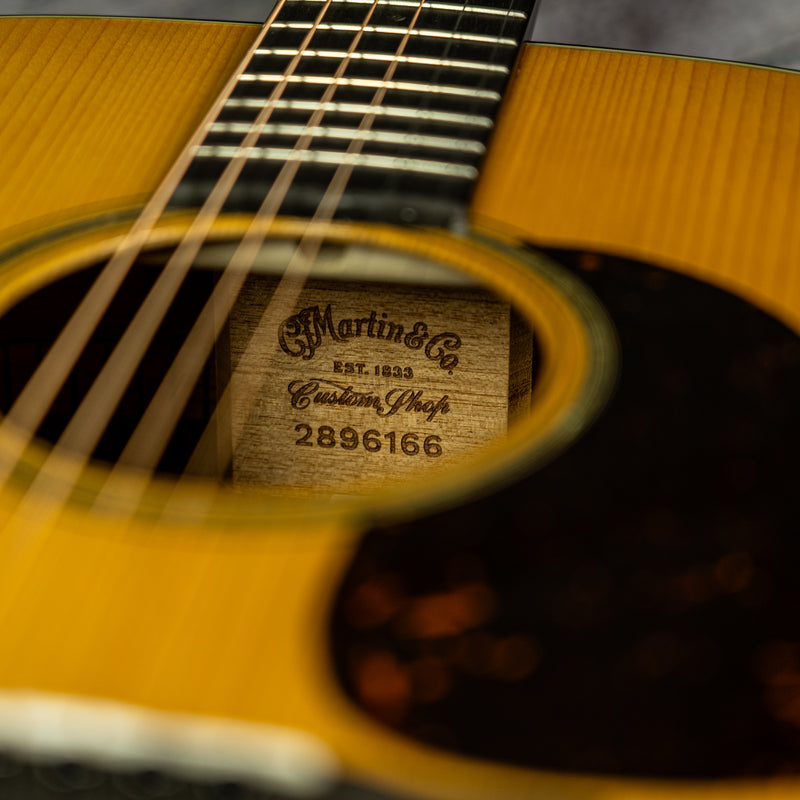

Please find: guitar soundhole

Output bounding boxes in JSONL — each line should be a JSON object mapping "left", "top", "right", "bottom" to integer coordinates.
{"left": 333, "top": 250, "right": 800, "bottom": 779}
{"left": 0, "top": 232, "right": 569, "bottom": 498}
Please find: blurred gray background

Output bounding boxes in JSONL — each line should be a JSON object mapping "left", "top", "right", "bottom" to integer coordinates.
{"left": 1, "top": 0, "right": 800, "bottom": 69}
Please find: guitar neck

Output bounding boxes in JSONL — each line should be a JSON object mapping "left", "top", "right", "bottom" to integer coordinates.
{"left": 171, "top": 0, "right": 536, "bottom": 227}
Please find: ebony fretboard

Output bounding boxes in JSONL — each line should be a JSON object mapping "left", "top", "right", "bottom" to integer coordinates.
{"left": 171, "top": 0, "right": 536, "bottom": 227}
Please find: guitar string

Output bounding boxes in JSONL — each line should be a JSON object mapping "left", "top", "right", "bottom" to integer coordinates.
{"left": 4, "top": 0, "right": 524, "bottom": 524}
{"left": 85, "top": 0, "right": 435, "bottom": 724}
{"left": 0, "top": 0, "right": 289, "bottom": 498}
{"left": 95, "top": 0, "right": 431, "bottom": 512}
{"left": 389, "top": 0, "right": 490, "bottom": 185}
{"left": 147, "top": 0, "right": 439, "bottom": 730}
{"left": 109, "top": 0, "right": 386, "bottom": 475}
{"left": 0, "top": 0, "right": 418, "bottom": 586}
{"left": 184, "top": 0, "right": 433, "bottom": 480}
{"left": 0, "top": 0, "right": 342, "bottom": 531}
{"left": 0, "top": 1, "right": 522, "bottom": 762}
{"left": 1, "top": 5, "right": 397, "bottom": 714}
{"left": 0, "top": 0, "right": 521, "bottom": 531}
{"left": 0, "top": 0, "right": 516, "bottom": 761}
{"left": 0, "top": 0, "right": 349, "bottom": 643}
{"left": 183, "top": 0, "right": 517, "bottom": 480}
{"left": 0, "top": 0, "right": 513, "bottom": 511}
{"left": 0, "top": 4, "right": 396, "bottom": 716}
{"left": 176, "top": 0, "right": 523, "bottom": 734}
{"left": 131, "top": 0, "right": 523, "bottom": 496}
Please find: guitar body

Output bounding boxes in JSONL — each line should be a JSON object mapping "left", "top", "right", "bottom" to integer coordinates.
{"left": 0, "top": 14, "right": 799, "bottom": 800}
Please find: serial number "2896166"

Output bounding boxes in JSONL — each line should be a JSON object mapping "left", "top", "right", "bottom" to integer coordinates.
{"left": 294, "top": 424, "right": 443, "bottom": 457}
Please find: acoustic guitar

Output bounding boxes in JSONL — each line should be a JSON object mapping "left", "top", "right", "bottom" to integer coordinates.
{"left": 1, "top": 2, "right": 800, "bottom": 799}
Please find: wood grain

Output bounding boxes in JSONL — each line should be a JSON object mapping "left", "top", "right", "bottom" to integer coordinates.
{"left": 228, "top": 275, "right": 530, "bottom": 493}
{"left": 474, "top": 44, "right": 800, "bottom": 333}
{"left": 0, "top": 17, "right": 257, "bottom": 242}
{"left": 0, "top": 17, "right": 798, "bottom": 800}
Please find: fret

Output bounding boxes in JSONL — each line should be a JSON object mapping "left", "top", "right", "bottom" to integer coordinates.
{"left": 296, "top": 0, "right": 529, "bottom": 19}
{"left": 224, "top": 98, "right": 494, "bottom": 128}
{"left": 252, "top": 49, "right": 511, "bottom": 75}
{"left": 194, "top": 146, "right": 478, "bottom": 180}
{"left": 170, "top": 0, "right": 538, "bottom": 226}
{"left": 261, "top": 3, "right": 529, "bottom": 35}
{"left": 238, "top": 74, "right": 502, "bottom": 102}
{"left": 266, "top": 22, "right": 518, "bottom": 47}
{"left": 208, "top": 123, "right": 486, "bottom": 154}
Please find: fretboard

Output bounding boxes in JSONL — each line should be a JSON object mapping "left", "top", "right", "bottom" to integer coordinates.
{"left": 171, "top": 0, "right": 536, "bottom": 227}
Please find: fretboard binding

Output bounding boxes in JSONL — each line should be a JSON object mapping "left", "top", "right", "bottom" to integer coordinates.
{"left": 238, "top": 74, "right": 501, "bottom": 101}
{"left": 253, "top": 49, "right": 510, "bottom": 74}
{"left": 296, "top": 0, "right": 528, "bottom": 19}
{"left": 195, "top": 146, "right": 478, "bottom": 179}
{"left": 209, "top": 122, "right": 486, "bottom": 153}
{"left": 224, "top": 98, "right": 494, "bottom": 127}
{"left": 266, "top": 22, "right": 518, "bottom": 46}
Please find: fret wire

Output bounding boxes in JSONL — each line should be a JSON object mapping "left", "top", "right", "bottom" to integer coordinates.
{"left": 196, "top": 146, "right": 477, "bottom": 179}
{"left": 0, "top": 0, "right": 294, "bottom": 490}
{"left": 294, "top": 0, "right": 528, "bottom": 18}
{"left": 141, "top": 0, "right": 535, "bottom": 488}
{"left": 33, "top": 0, "right": 341, "bottom": 465}
{"left": 267, "top": 22, "right": 518, "bottom": 45}
{"left": 410, "top": 0, "right": 520, "bottom": 138}
{"left": 112, "top": 0, "right": 391, "bottom": 479}
{"left": 186, "top": 0, "right": 475, "bottom": 475}
{"left": 238, "top": 74, "right": 501, "bottom": 101}
{"left": 224, "top": 98, "right": 493, "bottom": 127}
{"left": 253, "top": 49, "right": 510, "bottom": 74}
{"left": 209, "top": 122, "right": 485, "bottom": 153}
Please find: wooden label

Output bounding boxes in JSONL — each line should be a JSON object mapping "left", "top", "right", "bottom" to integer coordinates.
{"left": 227, "top": 275, "right": 533, "bottom": 495}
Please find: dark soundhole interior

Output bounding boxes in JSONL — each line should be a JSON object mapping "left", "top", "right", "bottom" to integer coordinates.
{"left": 332, "top": 250, "right": 800, "bottom": 780}
{"left": 0, "top": 260, "right": 221, "bottom": 475}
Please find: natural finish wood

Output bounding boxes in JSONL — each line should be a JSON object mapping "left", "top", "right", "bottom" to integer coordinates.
{"left": 0, "top": 16, "right": 799, "bottom": 800}
{"left": 474, "top": 44, "right": 800, "bottom": 334}
{"left": 0, "top": 210, "right": 605, "bottom": 800}
{"left": 0, "top": 17, "right": 257, "bottom": 243}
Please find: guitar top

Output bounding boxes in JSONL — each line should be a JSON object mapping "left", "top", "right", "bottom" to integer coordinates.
{"left": 0, "top": 6, "right": 800, "bottom": 800}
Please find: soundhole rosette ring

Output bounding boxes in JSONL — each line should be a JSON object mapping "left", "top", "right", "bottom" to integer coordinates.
{"left": 0, "top": 213, "right": 618, "bottom": 529}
